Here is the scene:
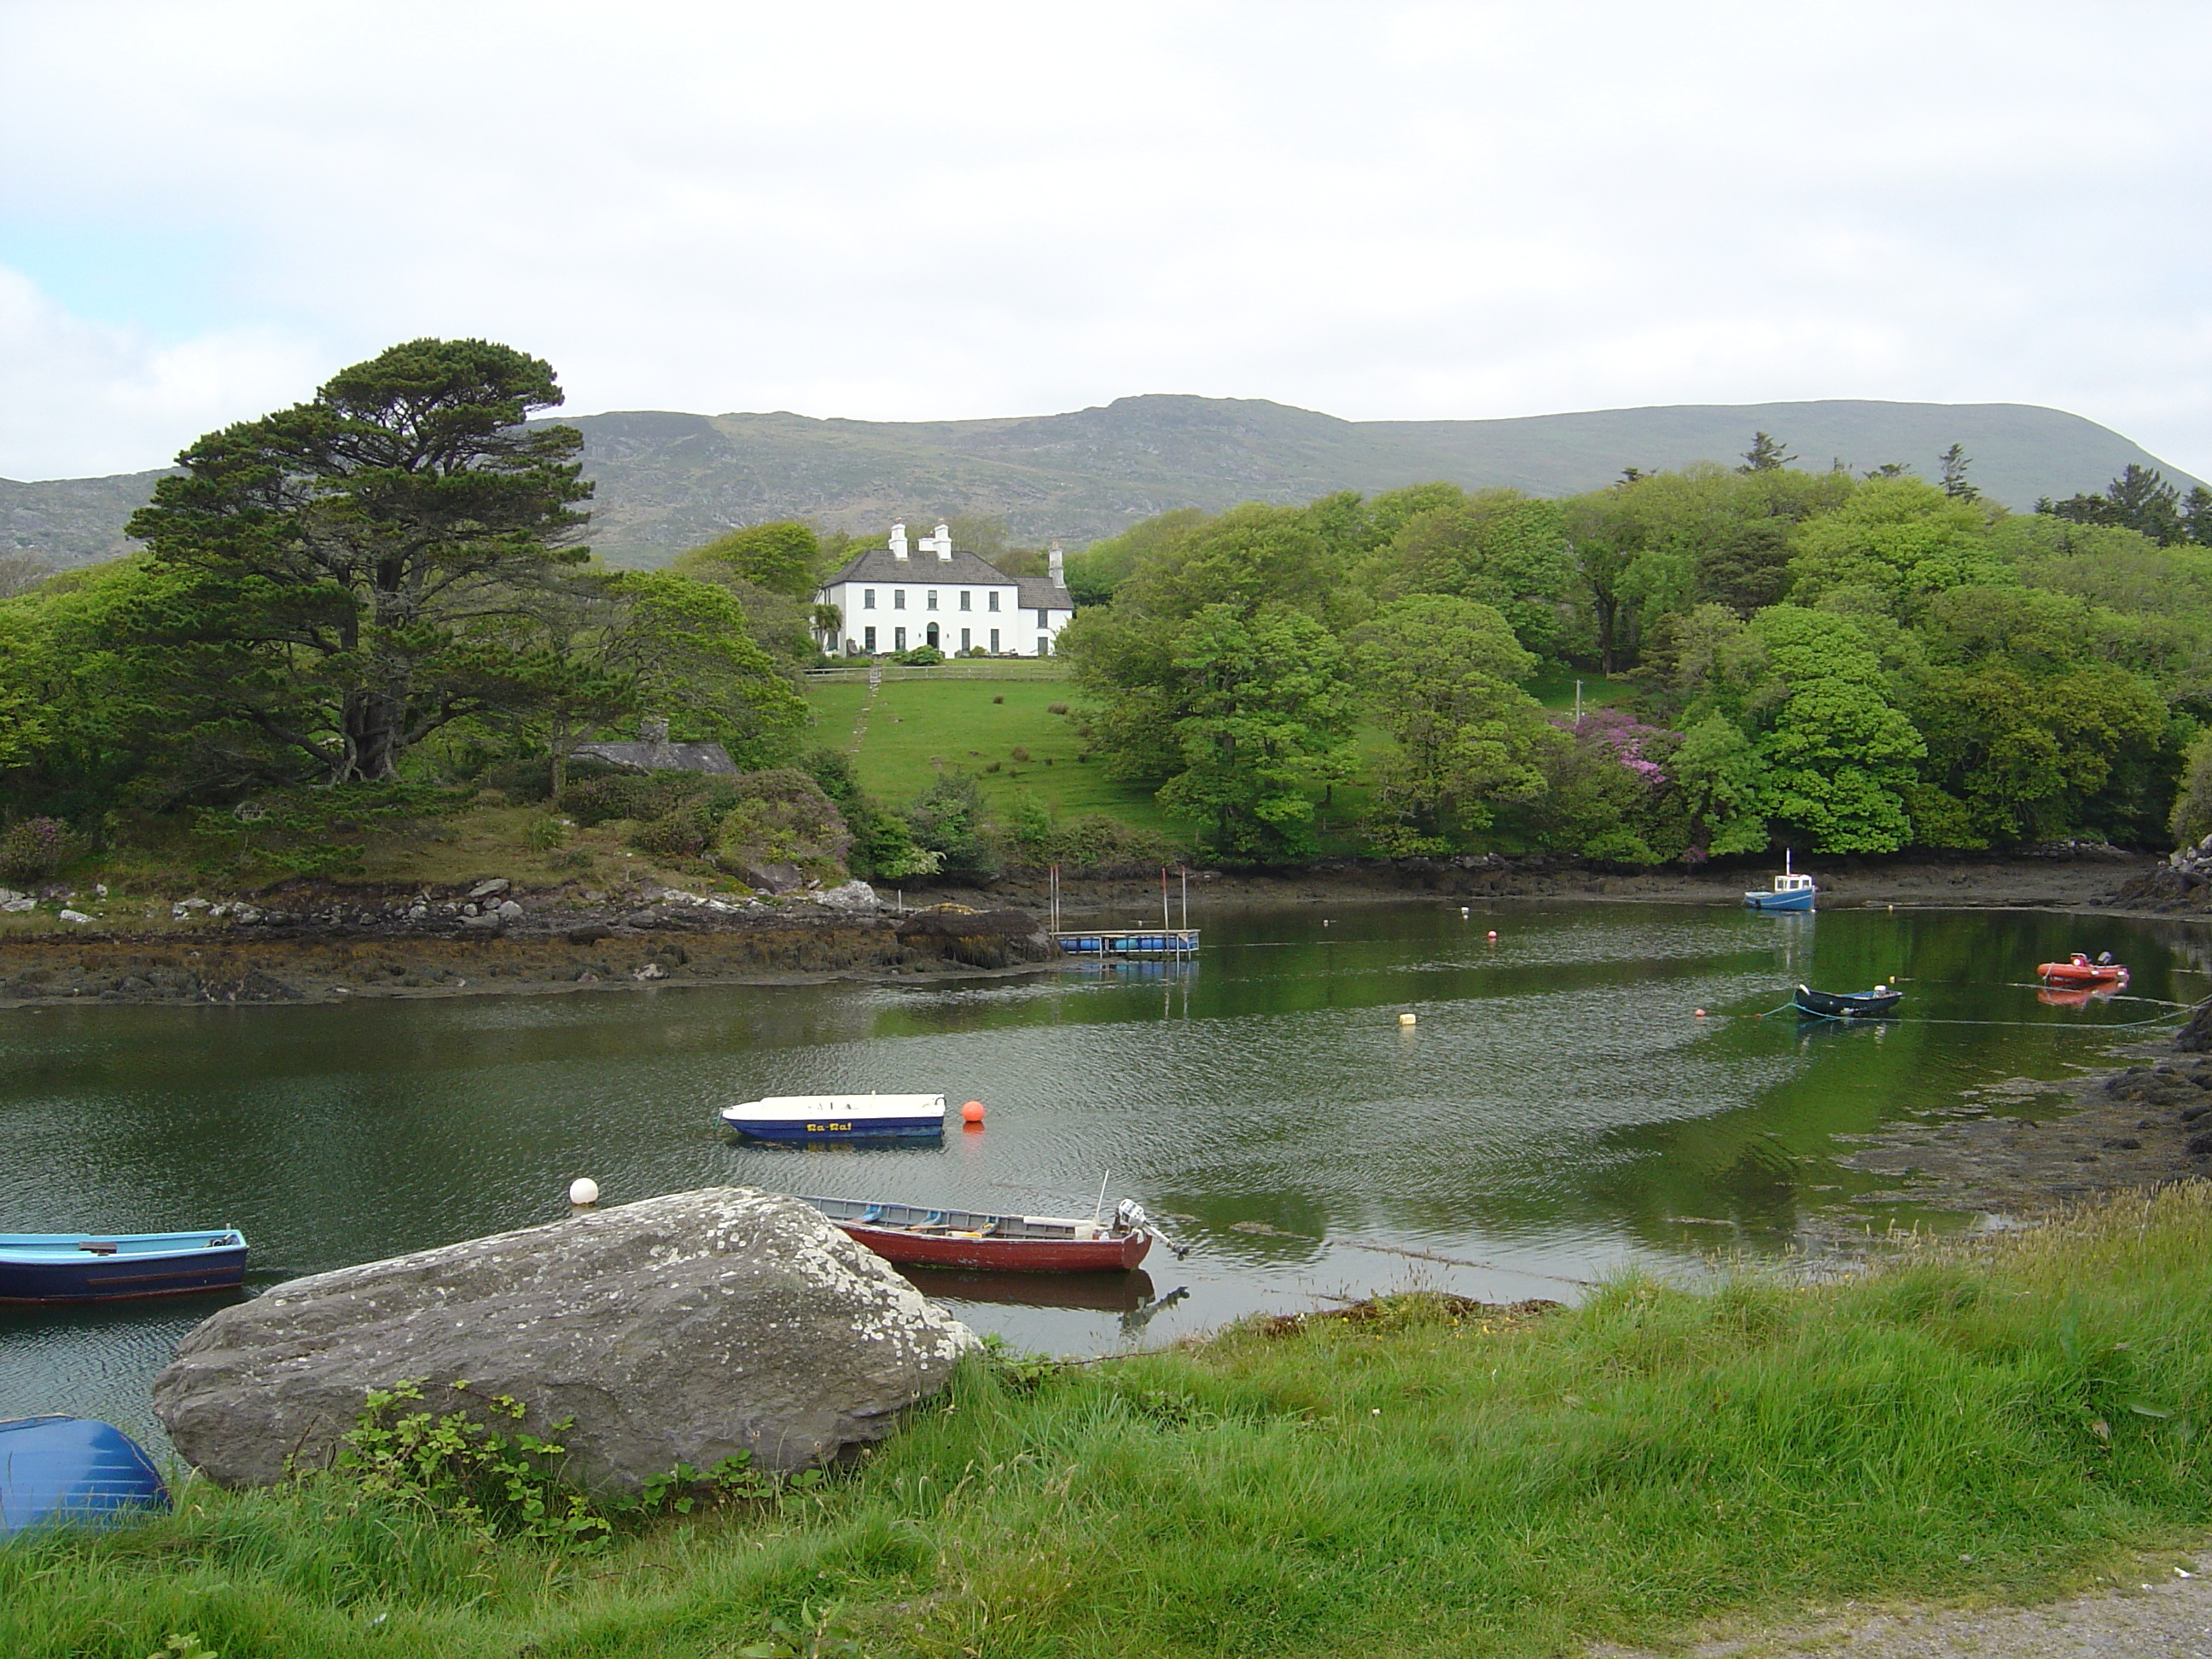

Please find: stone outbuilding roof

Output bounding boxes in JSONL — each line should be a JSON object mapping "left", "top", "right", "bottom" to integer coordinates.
{"left": 574, "top": 719, "right": 737, "bottom": 775}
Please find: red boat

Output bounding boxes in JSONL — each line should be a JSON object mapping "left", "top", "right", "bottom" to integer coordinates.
{"left": 2037, "top": 953, "right": 2128, "bottom": 987}
{"left": 799, "top": 1194, "right": 1162, "bottom": 1272}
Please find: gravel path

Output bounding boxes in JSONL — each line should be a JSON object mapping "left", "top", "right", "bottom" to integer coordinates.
{"left": 1592, "top": 1563, "right": 2212, "bottom": 1656}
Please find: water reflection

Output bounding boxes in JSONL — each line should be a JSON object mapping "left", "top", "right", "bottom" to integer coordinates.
{"left": 0, "top": 898, "right": 2194, "bottom": 1447}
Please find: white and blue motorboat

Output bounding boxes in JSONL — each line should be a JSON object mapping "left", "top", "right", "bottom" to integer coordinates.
{"left": 719, "top": 1093, "right": 946, "bottom": 1143}
{"left": 1743, "top": 852, "right": 1817, "bottom": 912}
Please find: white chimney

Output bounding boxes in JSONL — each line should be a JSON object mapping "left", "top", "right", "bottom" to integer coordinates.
{"left": 888, "top": 522, "right": 908, "bottom": 560}
{"left": 1048, "top": 542, "right": 1066, "bottom": 589}
{"left": 919, "top": 522, "right": 953, "bottom": 561}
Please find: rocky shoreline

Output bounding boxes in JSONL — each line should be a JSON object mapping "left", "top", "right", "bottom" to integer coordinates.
{"left": 0, "top": 880, "right": 1055, "bottom": 1007}
{"left": 0, "top": 847, "right": 2191, "bottom": 1010}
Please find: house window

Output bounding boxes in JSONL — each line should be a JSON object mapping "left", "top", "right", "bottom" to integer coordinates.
{"left": 927, "top": 591, "right": 938, "bottom": 610}
{"left": 863, "top": 589, "right": 876, "bottom": 609}
{"left": 1037, "top": 608, "right": 1048, "bottom": 628}
{"left": 959, "top": 591, "right": 971, "bottom": 610}
{"left": 894, "top": 590, "right": 905, "bottom": 610}
{"left": 989, "top": 627, "right": 1000, "bottom": 652}
{"left": 894, "top": 626, "right": 906, "bottom": 650}
{"left": 987, "top": 591, "right": 1000, "bottom": 612}
{"left": 1038, "top": 635, "right": 1051, "bottom": 656}
{"left": 960, "top": 627, "right": 971, "bottom": 651}
{"left": 864, "top": 626, "right": 876, "bottom": 651}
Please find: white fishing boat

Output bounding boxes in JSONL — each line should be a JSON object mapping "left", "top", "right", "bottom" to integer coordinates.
{"left": 718, "top": 1092, "right": 946, "bottom": 1142}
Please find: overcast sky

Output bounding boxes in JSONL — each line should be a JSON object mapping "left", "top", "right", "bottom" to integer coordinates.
{"left": 3, "top": 2, "right": 2209, "bottom": 482}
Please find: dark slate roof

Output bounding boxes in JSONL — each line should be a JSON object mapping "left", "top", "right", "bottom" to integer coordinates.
{"left": 1016, "top": 577, "right": 1074, "bottom": 613}
{"left": 822, "top": 547, "right": 1019, "bottom": 587}
{"left": 573, "top": 739, "right": 738, "bottom": 775}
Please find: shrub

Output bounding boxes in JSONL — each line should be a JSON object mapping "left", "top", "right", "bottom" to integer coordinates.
{"left": 906, "top": 771, "right": 998, "bottom": 881}
{"left": 1003, "top": 808, "right": 1180, "bottom": 872}
{"left": 897, "top": 645, "right": 944, "bottom": 667}
{"left": 480, "top": 754, "right": 621, "bottom": 804}
{"left": 562, "top": 771, "right": 697, "bottom": 827}
{"left": 0, "top": 817, "right": 73, "bottom": 882}
{"left": 524, "top": 818, "right": 568, "bottom": 851}
{"left": 1010, "top": 746, "right": 1030, "bottom": 762}
{"left": 1047, "top": 701, "right": 1069, "bottom": 715}
{"left": 632, "top": 803, "right": 719, "bottom": 859}
{"left": 713, "top": 768, "right": 853, "bottom": 880}
{"left": 992, "top": 694, "right": 1005, "bottom": 704}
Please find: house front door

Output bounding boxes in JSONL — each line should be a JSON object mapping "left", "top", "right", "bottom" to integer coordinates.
{"left": 926, "top": 623, "right": 940, "bottom": 649}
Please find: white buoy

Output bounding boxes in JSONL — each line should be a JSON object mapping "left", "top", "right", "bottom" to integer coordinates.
{"left": 1399, "top": 1011, "right": 1417, "bottom": 1026}
{"left": 568, "top": 1177, "right": 600, "bottom": 1207}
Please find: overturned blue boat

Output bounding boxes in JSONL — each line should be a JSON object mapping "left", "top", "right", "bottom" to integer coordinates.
{"left": 0, "top": 1417, "right": 170, "bottom": 1536}
{"left": 0, "top": 1229, "right": 247, "bottom": 1304}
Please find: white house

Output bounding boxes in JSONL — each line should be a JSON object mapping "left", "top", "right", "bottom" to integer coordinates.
{"left": 813, "top": 523, "right": 1076, "bottom": 657}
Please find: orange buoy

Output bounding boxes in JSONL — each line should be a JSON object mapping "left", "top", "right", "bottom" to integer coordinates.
{"left": 1487, "top": 930, "right": 1499, "bottom": 940}
{"left": 961, "top": 1099, "right": 986, "bottom": 1126}
{"left": 1694, "top": 1009, "right": 1708, "bottom": 1017}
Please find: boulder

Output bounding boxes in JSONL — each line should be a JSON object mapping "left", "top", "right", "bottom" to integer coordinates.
{"left": 150, "top": 1187, "right": 976, "bottom": 1494}
{"left": 731, "top": 860, "right": 803, "bottom": 894}
{"left": 812, "top": 879, "right": 882, "bottom": 913}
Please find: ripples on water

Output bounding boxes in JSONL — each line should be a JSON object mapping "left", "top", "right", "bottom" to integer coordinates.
{"left": 3, "top": 898, "right": 2200, "bottom": 1450}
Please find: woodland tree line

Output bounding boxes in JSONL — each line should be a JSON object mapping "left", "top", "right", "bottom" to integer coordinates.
{"left": 1059, "top": 435, "right": 2212, "bottom": 863}
{"left": 3, "top": 337, "right": 2211, "bottom": 882}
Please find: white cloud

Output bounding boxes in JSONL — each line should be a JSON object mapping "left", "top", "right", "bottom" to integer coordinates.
{"left": 3, "top": 0, "right": 2210, "bottom": 478}
{"left": 0, "top": 267, "right": 323, "bottom": 479}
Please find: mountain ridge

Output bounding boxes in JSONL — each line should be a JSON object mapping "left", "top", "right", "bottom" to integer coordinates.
{"left": 4, "top": 394, "right": 2198, "bottom": 572}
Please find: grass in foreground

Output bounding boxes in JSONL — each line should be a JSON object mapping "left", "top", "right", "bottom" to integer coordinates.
{"left": 11, "top": 1187, "right": 2212, "bottom": 1658}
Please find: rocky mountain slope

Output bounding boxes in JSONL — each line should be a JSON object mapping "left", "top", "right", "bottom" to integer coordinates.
{"left": 6, "top": 394, "right": 2197, "bottom": 571}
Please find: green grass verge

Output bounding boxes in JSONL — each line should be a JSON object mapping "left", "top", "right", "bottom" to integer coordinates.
{"left": 13, "top": 1187, "right": 2212, "bottom": 1657}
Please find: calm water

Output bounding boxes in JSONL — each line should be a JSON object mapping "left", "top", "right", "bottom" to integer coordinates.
{"left": 4, "top": 898, "right": 2205, "bottom": 1452}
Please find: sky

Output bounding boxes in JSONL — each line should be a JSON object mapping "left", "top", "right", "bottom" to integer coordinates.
{"left": 3, "top": 1, "right": 2209, "bottom": 482}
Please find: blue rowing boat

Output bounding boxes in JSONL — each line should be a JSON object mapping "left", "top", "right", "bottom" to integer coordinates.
{"left": 0, "top": 1229, "right": 248, "bottom": 1304}
{"left": 0, "top": 1417, "right": 169, "bottom": 1536}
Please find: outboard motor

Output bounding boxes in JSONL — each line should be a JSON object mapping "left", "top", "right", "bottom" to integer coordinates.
{"left": 1111, "top": 1198, "right": 1191, "bottom": 1259}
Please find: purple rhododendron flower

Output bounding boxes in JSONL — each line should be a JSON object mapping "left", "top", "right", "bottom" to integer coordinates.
{"left": 1554, "top": 708, "right": 1673, "bottom": 788}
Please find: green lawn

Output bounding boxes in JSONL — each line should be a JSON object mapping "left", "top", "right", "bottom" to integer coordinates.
{"left": 804, "top": 672, "right": 1181, "bottom": 837}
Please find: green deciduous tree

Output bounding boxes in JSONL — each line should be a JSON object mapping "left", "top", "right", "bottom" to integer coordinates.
{"left": 672, "top": 521, "right": 823, "bottom": 598}
{"left": 1151, "top": 605, "right": 1358, "bottom": 861}
{"left": 1347, "top": 596, "right": 1548, "bottom": 850}
{"left": 1358, "top": 489, "right": 1579, "bottom": 656}
{"left": 1744, "top": 608, "right": 1924, "bottom": 853}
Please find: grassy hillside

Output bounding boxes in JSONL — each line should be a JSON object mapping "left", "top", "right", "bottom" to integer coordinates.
{"left": 10, "top": 1186, "right": 2212, "bottom": 1658}
{"left": 806, "top": 670, "right": 1182, "bottom": 841}
{"left": 11, "top": 396, "right": 2200, "bottom": 572}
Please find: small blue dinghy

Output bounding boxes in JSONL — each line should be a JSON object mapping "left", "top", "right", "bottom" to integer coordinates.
{"left": 0, "top": 1229, "right": 248, "bottom": 1304}
{"left": 0, "top": 1416, "right": 170, "bottom": 1537}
